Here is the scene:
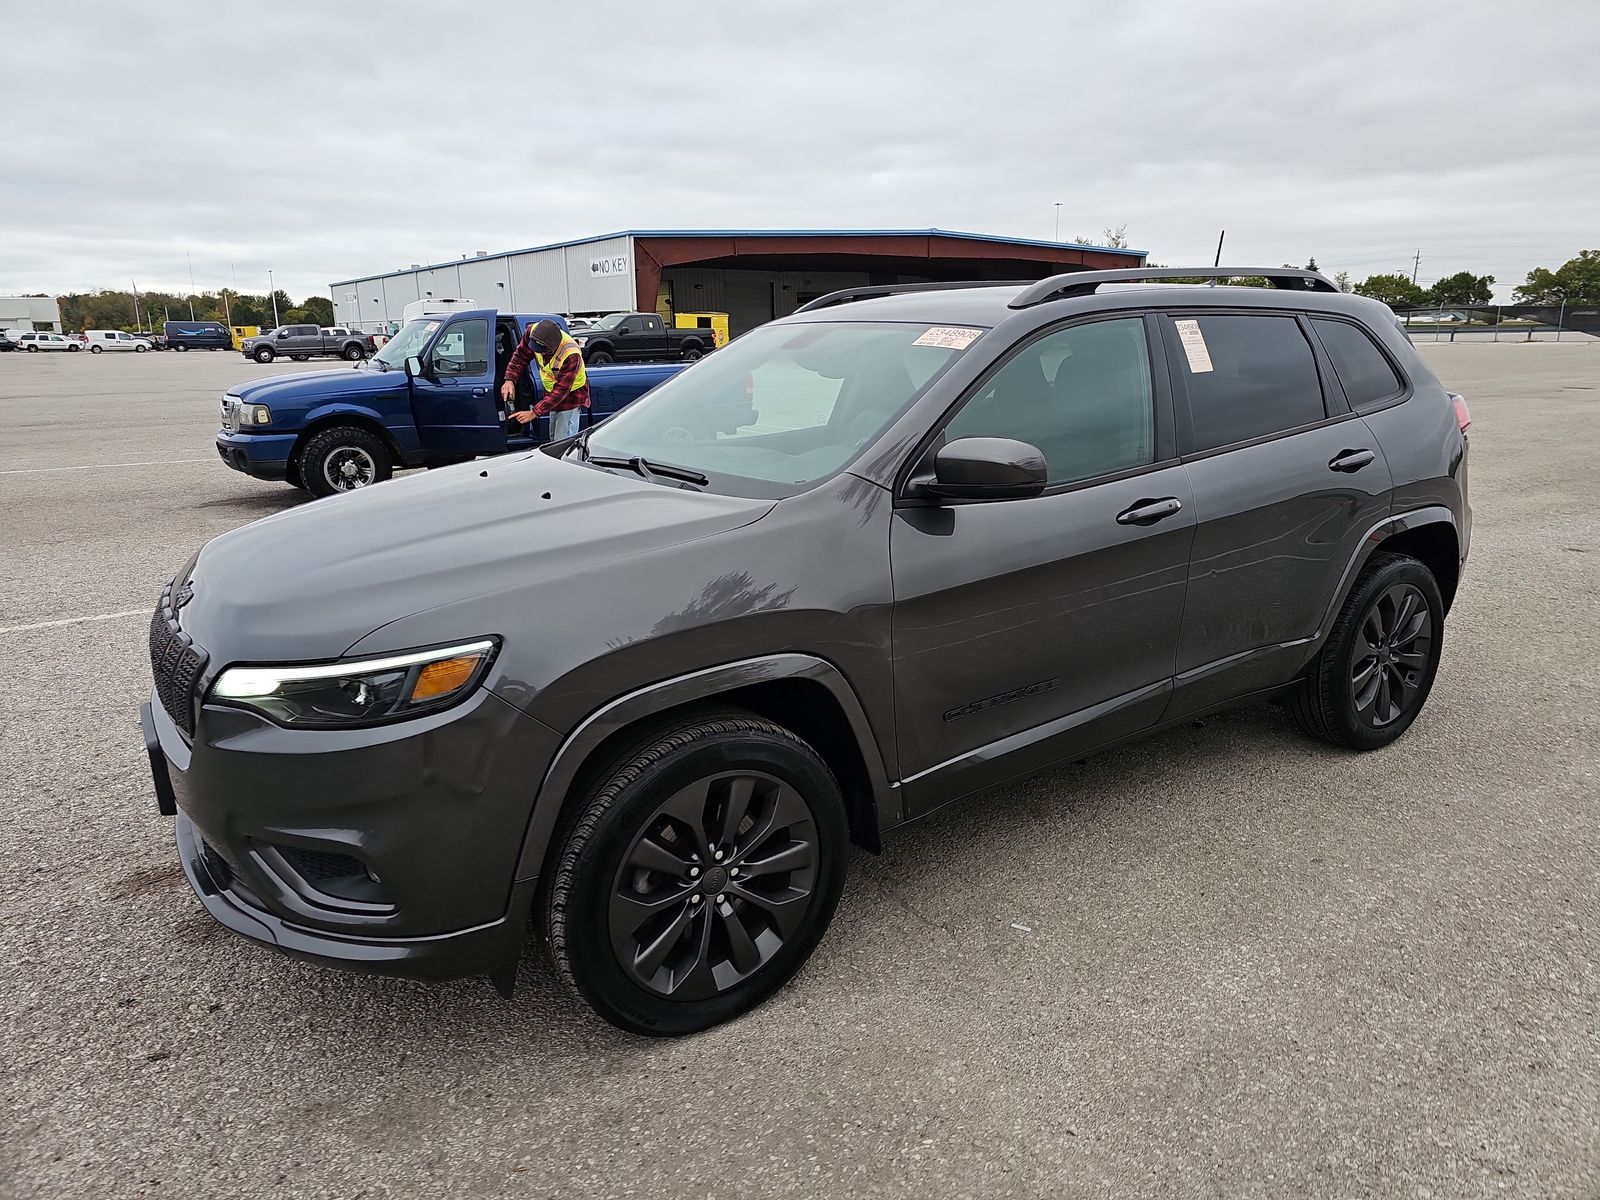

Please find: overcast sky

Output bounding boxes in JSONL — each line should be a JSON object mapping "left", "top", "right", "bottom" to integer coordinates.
{"left": 2, "top": 0, "right": 1596, "bottom": 304}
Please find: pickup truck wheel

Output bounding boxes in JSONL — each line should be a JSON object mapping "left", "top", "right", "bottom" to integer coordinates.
{"left": 681, "top": 344, "right": 704, "bottom": 361}
{"left": 1290, "top": 552, "right": 1444, "bottom": 751}
{"left": 544, "top": 707, "right": 848, "bottom": 1036}
{"left": 586, "top": 349, "right": 614, "bottom": 365}
{"left": 298, "top": 426, "right": 393, "bottom": 497}
{"left": 253, "top": 346, "right": 275, "bottom": 363}
{"left": 343, "top": 344, "right": 366, "bottom": 361}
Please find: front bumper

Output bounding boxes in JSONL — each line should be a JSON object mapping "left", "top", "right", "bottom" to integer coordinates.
{"left": 215, "top": 429, "right": 297, "bottom": 480}
{"left": 142, "top": 672, "right": 561, "bottom": 981}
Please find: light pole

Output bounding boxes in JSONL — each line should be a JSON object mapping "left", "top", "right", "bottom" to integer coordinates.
{"left": 1054, "top": 202, "right": 1063, "bottom": 242}
{"left": 186, "top": 250, "right": 197, "bottom": 320}
{"left": 268, "top": 269, "right": 280, "bottom": 328}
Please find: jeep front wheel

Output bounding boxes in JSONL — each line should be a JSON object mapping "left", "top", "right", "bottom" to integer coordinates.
{"left": 544, "top": 709, "right": 848, "bottom": 1036}
{"left": 297, "top": 426, "right": 393, "bottom": 497}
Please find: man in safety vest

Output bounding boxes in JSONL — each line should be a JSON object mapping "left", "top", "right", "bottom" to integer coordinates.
{"left": 500, "top": 319, "right": 589, "bottom": 441}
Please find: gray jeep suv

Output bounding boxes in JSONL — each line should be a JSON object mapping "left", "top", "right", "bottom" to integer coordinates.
{"left": 142, "top": 267, "right": 1470, "bottom": 1035}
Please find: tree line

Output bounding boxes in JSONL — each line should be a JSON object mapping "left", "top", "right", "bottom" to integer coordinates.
{"left": 56, "top": 288, "right": 335, "bottom": 333}
{"left": 1353, "top": 249, "right": 1596, "bottom": 309}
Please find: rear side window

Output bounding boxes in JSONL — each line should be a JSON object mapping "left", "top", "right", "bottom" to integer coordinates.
{"left": 1169, "top": 314, "right": 1325, "bottom": 452}
{"left": 1312, "top": 318, "right": 1405, "bottom": 410}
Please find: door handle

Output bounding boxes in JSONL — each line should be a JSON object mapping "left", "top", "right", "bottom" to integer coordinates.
{"left": 471, "top": 387, "right": 488, "bottom": 397}
{"left": 1116, "top": 497, "right": 1184, "bottom": 526}
{"left": 1329, "top": 448, "right": 1376, "bottom": 472}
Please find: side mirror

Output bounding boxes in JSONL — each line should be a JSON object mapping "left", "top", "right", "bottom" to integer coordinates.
{"left": 404, "top": 355, "right": 422, "bottom": 378}
{"left": 918, "top": 437, "right": 1047, "bottom": 501}
{"left": 277, "top": 330, "right": 290, "bottom": 339}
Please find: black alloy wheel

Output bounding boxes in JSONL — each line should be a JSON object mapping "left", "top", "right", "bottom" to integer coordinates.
{"left": 1350, "top": 583, "right": 1433, "bottom": 728}
{"left": 609, "top": 770, "right": 819, "bottom": 999}
{"left": 1291, "top": 551, "right": 1444, "bottom": 750}
{"left": 545, "top": 709, "right": 848, "bottom": 1036}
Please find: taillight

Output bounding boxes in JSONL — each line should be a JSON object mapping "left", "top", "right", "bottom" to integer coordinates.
{"left": 1450, "top": 392, "right": 1471, "bottom": 432}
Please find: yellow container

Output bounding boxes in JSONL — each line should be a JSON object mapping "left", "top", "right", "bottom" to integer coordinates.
{"left": 674, "top": 311, "right": 729, "bottom": 348}
{"left": 230, "top": 325, "right": 260, "bottom": 351}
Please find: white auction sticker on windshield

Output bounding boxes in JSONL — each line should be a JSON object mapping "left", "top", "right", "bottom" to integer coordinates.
{"left": 1173, "top": 319, "right": 1213, "bottom": 373}
{"left": 913, "top": 326, "right": 983, "bottom": 350}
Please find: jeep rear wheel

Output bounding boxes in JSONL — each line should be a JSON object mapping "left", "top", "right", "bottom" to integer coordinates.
{"left": 297, "top": 426, "right": 392, "bottom": 497}
{"left": 544, "top": 709, "right": 848, "bottom": 1036}
{"left": 253, "top": 346, "right": 275, "bottom": 363}
{"left": 1291, "top": 552, "right": 1444, "bottom": 750}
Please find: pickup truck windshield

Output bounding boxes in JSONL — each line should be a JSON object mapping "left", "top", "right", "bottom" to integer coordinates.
{"left": 372, "top": 319, "right": 440, "bottom": 369}
{"left": 580, "top": 321, "right": 979, "bottom": 498}
{"left": 593, "top": 313, "right": 629, "bottom": 331}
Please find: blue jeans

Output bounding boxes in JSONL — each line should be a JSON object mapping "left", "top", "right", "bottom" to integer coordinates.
{"left": 547, "top": 407, "right": 581, "bottom": 442}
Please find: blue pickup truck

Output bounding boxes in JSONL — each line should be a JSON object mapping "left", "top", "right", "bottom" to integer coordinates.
{"left": 215, "top": 309, "right": 684, "bottom": 496}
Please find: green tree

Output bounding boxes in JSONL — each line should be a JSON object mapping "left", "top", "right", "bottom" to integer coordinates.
{"left": 1354, "top": 273, "right": 1427, "bottom": 307}
{"left": 1424, "top": 271, "right": 1494, "bottom": 306}
{"left": 1333, "top": 270, "right": 1352, "bottom": 293}
{"left": 299, "top": 296, "right": 334, "bottom": 325}
{"left": 1304, "top": 256, "right": 1319, "bottom": 272}
{"left": 1514, "top": 250, "right": 1600, "bottom": 305}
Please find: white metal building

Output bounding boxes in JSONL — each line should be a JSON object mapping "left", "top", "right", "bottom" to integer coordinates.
{"left": 328, "top": 229, "right": 1146, "bottom": 337}
{"left": 0, "top": 296, "right": 63, "bottom": 333}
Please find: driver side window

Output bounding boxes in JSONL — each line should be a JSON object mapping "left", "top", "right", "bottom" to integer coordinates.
{"left": 430, "top": 319, "right": 489, "bottom": 375}
{"left": 945, "top": 318, "right": 1155, "bottom": 486}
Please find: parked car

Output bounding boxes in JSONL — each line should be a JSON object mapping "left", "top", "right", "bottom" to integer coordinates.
{"left": 213, "top": 310, "right": 695, "bottom": 496}
{"left": 575, "top": 311, "right": 716, "bottom": 364}
{"left": 142, "top": 267, "right": 1470, "bottom": 1035}
{"left": 240, "top": 324, "right": 374, "bottom": 363}
{"left": 0, "top": 332, "right": 16, "bottom": 352}
{"left": 83, "top": 329, "right": 154, "bottom": 353}
{"left": 164, "top": 320, "right": 232, "bottom": 351}
{"left": 15, "top": 332, "right": 79, "bottom": 352}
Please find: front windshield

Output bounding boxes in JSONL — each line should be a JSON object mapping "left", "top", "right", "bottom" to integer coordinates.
{"left": 582, "top": 320, "right": 981, "bottom": 496}
{"left": 593, "top": 312, "right": 629, "bottom": 331}
{"left": 372, "top": 319, "right": 440, "bottom": 368}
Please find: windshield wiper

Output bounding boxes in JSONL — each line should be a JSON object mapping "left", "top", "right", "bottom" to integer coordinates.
{"left": 586, "top": 453, "right": 708, "bottom": 488}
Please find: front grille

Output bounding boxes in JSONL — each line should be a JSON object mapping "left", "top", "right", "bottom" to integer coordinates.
{"left": 219, "top": 397, "right": 240, "bottom": 431}
{"left": 148, "top": 580, "right": 207, "bottom": 737}
{"left": 280, "top": 847, "right": 367, "bottom": 882}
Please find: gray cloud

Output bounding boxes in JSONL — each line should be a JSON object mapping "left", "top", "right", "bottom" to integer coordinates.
{"left": 2, "top": 0, "right": 1596, "bottom": 303}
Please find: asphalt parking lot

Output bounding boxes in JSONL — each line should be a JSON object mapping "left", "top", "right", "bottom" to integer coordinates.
{"left": 1, "top": 344, "right": 1596, "bottom": 1199}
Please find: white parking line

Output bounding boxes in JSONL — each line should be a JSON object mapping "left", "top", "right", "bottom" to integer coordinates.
{"left": 0, "top": 608, "right": 147, "bottom": 635}
{"left": 0, "top": 457, "right": 214, "bottom": 476}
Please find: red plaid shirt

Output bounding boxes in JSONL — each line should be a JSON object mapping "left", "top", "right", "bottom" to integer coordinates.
{"left": 504, "top": 331, "right": 590, "bottom": 417}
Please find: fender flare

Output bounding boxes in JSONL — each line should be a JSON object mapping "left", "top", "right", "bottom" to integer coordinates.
{"left": 511, "top": 653, "right": 893, "bottom": 885}
{"left": 1315, "top": 505, "right": 1460, "bottom": 637}
{"left": 293, "top": 403, "right": 407, "bottom": 467}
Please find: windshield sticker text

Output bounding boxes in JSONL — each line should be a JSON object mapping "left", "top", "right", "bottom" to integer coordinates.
{"left": 913, "top": 326, "right": 983, "bottom": 350}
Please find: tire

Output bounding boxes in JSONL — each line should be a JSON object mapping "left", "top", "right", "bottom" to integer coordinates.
{"left": 26, "top": 344, "right": 37, "bottom": 352}
{"left": 135, "top": 343, "right": 147, "bottom": 352}
{"left": 680, "top": 343, "right": 703, "bottom": 362}
{"left": 90, "top": 344, "right": 103, "bottom": 353}
{"left": 586, "top": 349, "right": 615, "bottom": 365}
{"left": 544, "top": 708, "right": 849, "bottom": 1036}
{"left": 1291, "top": 551, "right": 1444, "bottom": 750}
{"left": 284, "top": 460, "right": 307, "bottom": 492}
{"left": 290, "top": 354, "right": 309, "bottom": 362}
{"left": 253, "top": 346, "right": 275, "bottom": 363}
{"left": 176, "top": 343, "right": 188, "bottom": 351}
{"left": 297, "top": 425, "right": 392, "bottom": 497}
{"left": 68, "top": 344, "right": 80, "bottom": 352}
{"left": 343, "top": 344, "right": 365, "bottom": 361}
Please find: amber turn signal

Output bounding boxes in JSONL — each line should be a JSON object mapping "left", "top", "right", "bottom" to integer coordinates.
{"left": 409, "top": 653, "right": 485, "bottom": 702}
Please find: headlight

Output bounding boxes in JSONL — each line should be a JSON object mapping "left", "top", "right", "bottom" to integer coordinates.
{"left": 210, "top": 639, "right": 497, "bottom": 728}
{"left": 243, "top": 403, "right": 271, "bottom": 426}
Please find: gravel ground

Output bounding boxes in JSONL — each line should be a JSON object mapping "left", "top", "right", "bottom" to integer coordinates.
{"left": 1, "top": 344, "right": 1596, "bottom": 1199}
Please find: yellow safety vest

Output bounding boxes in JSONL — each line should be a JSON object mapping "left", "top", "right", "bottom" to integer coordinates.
{"left": 538, "top": 333, "right": 587, "bottom": 399}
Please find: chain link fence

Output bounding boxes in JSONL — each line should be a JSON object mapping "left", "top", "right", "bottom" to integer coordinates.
{"left": 1391, "top": 302, "right": 1598, "bottom": 342}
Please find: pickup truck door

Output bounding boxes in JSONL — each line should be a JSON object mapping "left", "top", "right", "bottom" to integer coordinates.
{"left": 409, "top": 310, "right": 506, "bottom": 458}
{"left": 634, "top": 314, "right": 669, "bottom": 360}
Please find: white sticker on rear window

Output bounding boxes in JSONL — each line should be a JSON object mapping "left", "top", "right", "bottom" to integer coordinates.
{"left": 912, "top": 326, "right": 983, "bottom": 350}
{"left": 1173, "top": 319, "right": 1213, "bottom": 373}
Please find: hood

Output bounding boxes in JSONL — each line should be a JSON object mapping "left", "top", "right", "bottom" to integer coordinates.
{"left": 230, "top": 365, "right": 395, "bottom": 403}
{"left": 175, "top": 452, "right": 775, "bottom": 664}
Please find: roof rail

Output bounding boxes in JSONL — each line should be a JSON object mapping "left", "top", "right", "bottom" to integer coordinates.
{"left": 793, "top": 279, "right": 1030, "bottom": 314}
{"left": 1009, "top": 267, "right": 1340, "bottom": 309}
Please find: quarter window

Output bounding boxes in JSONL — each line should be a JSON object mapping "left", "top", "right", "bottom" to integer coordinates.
{"left": 945, "top": 318, "right": 1154, "bottom": 486}
{"left": 1312, "top": 318, "right": 1405, "bottom": 410}
{"left": 1171, "top": 314, "right": 1326, "bottom": 451}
